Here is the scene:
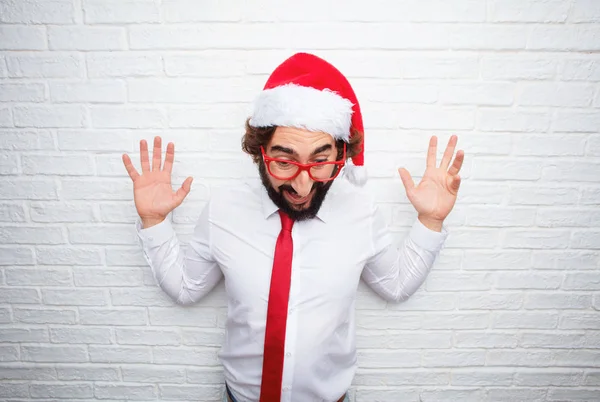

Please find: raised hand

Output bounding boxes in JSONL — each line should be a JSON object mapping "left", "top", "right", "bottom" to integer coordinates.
{"left": 122, "top": 136, "right": 193, "bottom": 228}
{"left": 398, "top": 135, "right": 464, "bottom": 230}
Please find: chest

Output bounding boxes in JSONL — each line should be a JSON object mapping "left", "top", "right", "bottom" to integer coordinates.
{"left": 211, "top": 213, "right": 372, "bottom": 306}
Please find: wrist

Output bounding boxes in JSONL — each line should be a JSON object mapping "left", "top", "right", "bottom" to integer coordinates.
{"left": 418, "top": 215, "right": 443, "bottom": 232}
{"left": 141, "top": 216, "right": 166, "bottom": 229}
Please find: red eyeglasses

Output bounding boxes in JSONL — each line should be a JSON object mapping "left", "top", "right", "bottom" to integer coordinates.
{"left": 260, "top": 144, "right": 346, "bottom": 182}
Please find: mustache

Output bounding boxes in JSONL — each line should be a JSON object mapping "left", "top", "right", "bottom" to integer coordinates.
{"left": 277, "top": 183, "right": 321, "bottom": 196}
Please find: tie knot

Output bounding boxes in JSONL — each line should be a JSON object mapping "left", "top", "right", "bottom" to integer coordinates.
{"left": 278, "top": 210, "right": 294, "bottom": 232}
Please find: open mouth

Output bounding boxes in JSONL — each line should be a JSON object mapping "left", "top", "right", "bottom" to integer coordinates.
{"left": 283, "top": 189, "right": 313, "bottom": 206}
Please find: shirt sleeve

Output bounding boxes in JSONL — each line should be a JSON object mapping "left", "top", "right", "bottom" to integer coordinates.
{"left": 361, "top": 201, "right": 449, "bottom": 302}
{"left": 135, "top": 199, "right": 223, "bottom": 305}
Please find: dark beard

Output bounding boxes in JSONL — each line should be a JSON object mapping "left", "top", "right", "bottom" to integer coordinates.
{"left": 258, "top": 162, "right": 334, "bottom": 221}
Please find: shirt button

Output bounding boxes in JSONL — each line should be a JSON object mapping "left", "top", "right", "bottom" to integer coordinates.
{"left": 283, "top": 387, "right": 290, "bottom": 391}
{"left": 286, "top": 352, "right": 291, "bottom": 357}
{"left": 148, "top": 236, "right": 154, "bottom": 241}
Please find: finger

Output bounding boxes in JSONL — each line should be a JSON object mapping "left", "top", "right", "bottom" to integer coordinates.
{"left": 152, "top": 136, "right": 162, "bottom": 172}
{"left": 427, "top": 136, "right": 437, "bottom": 168}
{"left": 440, "top": 135, "right": 458, "bottom": 171}
{"left": 140, "top": 139, "right": 150, "bottom": 172}
{"left": 451, "top": 174, "right": 461, "bottom": 193}
{"left": 163, "top": 142, "right": 175, "bottom": 174}
{"left": 448, "top": 149, "right": 465, "bottom": 177}
{"left": 398, "top": 167, "right": 415, "bottom": 194}
{"left": 122, "top": 153, "right": 140, "bottom": 181}
{"left": 174, "top": 177, "right": 193, "bottom": 206}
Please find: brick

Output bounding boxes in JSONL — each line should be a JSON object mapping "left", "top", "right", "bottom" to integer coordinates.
{"left": 451, "top": 369, "right": 513, "bottom": 386}
{"left": 487, "top": 350, "right": 555, "bottom": 366}
{"left": 495, "top": 273, "right": 563, "bottom": 289}
{"left": 0, "top": 328, "right": 48, "bottom": 342}
{"left": 561, "top": 59, "right": 600, "bottom": 81}
{"left": 519, "top": 83, "right": 594, "bottom": 107}
{"left": 482, "top": 57, "right": 556, "bottom": 80}
{"left": 50, "top": 327, "right": 112, "bottom": 344}
{"left": 165, "top": 53, "right": 245, "bottom": 77}
{"left": 0, "top": 346, "right": 19, "bottom": 361}
{"left": 542, "top": 161, "right": 600, "bottom": 183}
{"left": 479, "top": 109, "right": 549, "bottom": 132}
{"left": 0, "top": 107, "right": 12, "bottom": 127}
{"left": 426, "top": 272, "right": 493, "bottom": 291}
{"left": 14, "top": 307, "right": 76, "bottom": 324}
{"left": 49, "top": 80, "right": 126, "bottom": 103}
{"left": 463, "top": 250, "right": 531, "bottom": 270}
{"left": 121, "top": 366, "right": 186, "bottom": 383}
{"left": 48, "top": 26, "right": 127, "bottom": 51}
{"left": 89, "top": 346, "right": 151, "bottom": 363}
{"left": 402, "top": 57, "right": 479, "bottom": 79}
{"left": 5, "top": 267, "right": 71, "bottom": 286}
{"left": 358, "top": 350, "right": 421, "bottom": 368}
{"left": 128, "top": 78, "right": 255, "bottom": 103}
{"left": 0, "top": 129, "right": 54, "bottom": 150}
{"left": 548, "top": 389, "right": 600, "bottom": 400}
{"left": 0, "top": 203, "right": 26, "bottom": 222}
{"left": 492, "top": 312, "right": 559, "bottom": 329}
{"left": 529, "top": 26, "right": 600, "bottom": 51}
{"left": 421, "top": 388, "right": 484, "bottom": 401}
{"left": 0, "top": 383, "right": 28, "bottom": 398}
{"left": 365, "top": 105, "right": 474, "bottom": 130}
{"left": 0, "top": 248, "right": 33, "bottom": 265}
{"left": 14, "top": 105, "right": 86, "bottom": 128}
{"left": 36, "top": 247, "right": 103, "bottom": 265}
{"left": 84, "top": 0, "right": 160, "bottom": 23}
{"left": 149, "top": 307, "right": 218, "bottom": 327}
{"left": 355, "top": 369, "right": 448, "bottom": 386}
{"left": 563, "top": 273, "right": 600, "bottom": 290}
{"left": 553, "top": 110, "right": 600, "bottom": 132}
{"left": 533, "top": 251, "right": 599, "bottom": 269}
{"left": 57, "top": 365, "right": 119, "bottom": 381}
{"left": 94, "top": 383, "right": 157, "bottom": 399}
{"left": 0, "top": 366, "right": 56, "bottom": 380}
{"left": 439, "top": 83, "right": 514, "bottom": 106}
{"left": 163, "top": 0, "right": 241, "bottom": 22}
{"left": 503, "top": 229, "right": 571, "bottom": 249}
{"left": 110, "top": 288, "right": 174, "bottom": 307}
{"left": 422, "top": 313, "right": 489, "bottom": 329}
{"left": 358, "top": 311, "right": 420, "bottom": 329}
{"left": 0, "top": 0, "right": 76, "bottom": 23}
{"left": 356, "top": 330, "right": 452, "bottom": 349}
{"left": 30, "top": 201, "right": 95, "bottom": 223}
{"left": 30, "top": 383, "right": 93, "bottom": 398}
{"left": 186, "top": 367, "right": 225, "bottom": 384}
{"left": 116, "top": 328, "right": 180, "bottom": 345}
{"left": 471, "top": 158, "right": 542, "bottom": 181}
{"left": 87, "top": 52, "right": 163, "bottom": 77}
{"left": 22, "top": 345, "right": 88, "bottom": 363}
{"left": 79, "top": 308, "right": 147, "bottom": 325}
{"left": 513, "top": 134, "right": 587, "bottom": 156}
{"left": 73, "top": 267, "right": 144, "bottom": 287}
{"left": 458, "top": 292, "right": 523, "bottom": 310}
{"left": 465, "top": 206, "right": 535, "bottom": 227}
{"left": 153, "top": 347, "right": 219, "bottom": 365}
{"left": 22, "top": 154, "right": 94, "bottom": 176}
{"left": 6, "top": 53, "right": 83, "bottom": 78}
{"left": 455, "top": 331, "right": 518, "bottom": 348}
{"left": 422, "top": 351, "right": 486, "bottom": 367}
{"left": 581, "top": 186, "right": 600, "bottom": 205}
{"left": 525, "top": 293, "right": 592, "bottom": 309}
{"left": 570, "top": 230, "right": 600, "bottom": 249}
{"left": 537, "top": 208, "right": 600, "bottom": 227}
{"left": 91, "top": 106, "right": 166, "bottom": 129}
{"left": 559, "top": 313, "right": 600, "bottom": 329}
{"left": 490, "top": 0, "right": 569, "bottom": 22}
{"left": 520, "top": 332, "right": 586, "bottom": 349}
{"left": 0, "top": 25, "right": 47, "bottom": 50}
{"left": 0, "top": 287, "right": 40, "bottom": 304}
{"left": 510, "top": 185, "right": 578, "bottom": 205}
{"left": 0, "top": 83, "right": 46, "bottom": 102}
{"left": 571, "top": 0, "right": 600, "bottom": 22}
{"left": 43, "top": 288, "right": 107, "bottom": 306}
{"left": 333, "top": 0, "right": 485, "bottom": 22}
{"left": 181, "top": 329, "right": 225, "bottom": 347}
{"left": 168, "top": 104, "right": 249, "bottom": 128}
{"left": 159, "top": 384, "right": 222, "bottom": 400}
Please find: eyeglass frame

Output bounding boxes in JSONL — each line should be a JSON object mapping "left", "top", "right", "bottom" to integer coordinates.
{"left": 260, "top": 143, "right": 347, "bottom": 182}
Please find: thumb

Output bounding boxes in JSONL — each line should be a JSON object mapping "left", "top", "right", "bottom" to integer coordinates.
{"left": 174, "top": 176, "right": 193, "bottom": 206}
{"left": 398, "top": 167, "right": 415, "bottom": 193}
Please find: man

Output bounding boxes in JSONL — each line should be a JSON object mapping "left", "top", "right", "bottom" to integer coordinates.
{"left": 122, "top": 53, "right": 464, "bottom": 402}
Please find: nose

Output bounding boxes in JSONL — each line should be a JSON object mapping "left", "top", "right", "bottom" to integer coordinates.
{"left": 291, "top": 170, "right": 313, "bottom": 197}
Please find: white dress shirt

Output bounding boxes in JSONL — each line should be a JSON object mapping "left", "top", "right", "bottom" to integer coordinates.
{"left": 135, "top": 177, "right": 449, "bottom": 402}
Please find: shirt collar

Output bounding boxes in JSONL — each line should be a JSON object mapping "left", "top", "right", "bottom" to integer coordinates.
{"left": 260, "top": 180, "right": 338, "bottom": 224}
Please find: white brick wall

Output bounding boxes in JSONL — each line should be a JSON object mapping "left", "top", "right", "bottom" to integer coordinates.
{"left": 0, "top": 0, "right": 599, "bottom": 401}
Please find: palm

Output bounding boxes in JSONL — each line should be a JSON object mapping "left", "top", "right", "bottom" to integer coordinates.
{"left": 399, "top": 135, "right": 464, "bottom": 222}
{"left": 122, "top": 137, "right": 193, "bottom": 221}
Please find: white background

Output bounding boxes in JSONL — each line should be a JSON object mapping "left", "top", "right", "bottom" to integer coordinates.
{"left": 1, "top": 0, "right": 600, "bottom": 400}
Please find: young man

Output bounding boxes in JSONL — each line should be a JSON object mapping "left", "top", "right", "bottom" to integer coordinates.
{"left": 123, "top": 53, "right": 464, "bottom": 402}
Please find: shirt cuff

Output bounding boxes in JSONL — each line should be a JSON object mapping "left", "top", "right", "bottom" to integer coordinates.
{"left": 135, "top": 216, "right": 175, "bottom": 247}
{"left": 408, "top": 218, "right": 449, "bottom": 252}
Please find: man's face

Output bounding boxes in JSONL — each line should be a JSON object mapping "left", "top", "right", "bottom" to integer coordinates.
{"left": 259, "top": 126, "right": 339, "bottom": 221}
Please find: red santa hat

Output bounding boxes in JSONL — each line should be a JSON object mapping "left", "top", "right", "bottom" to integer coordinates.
{"left": 249, "top": 52, "right": 367, "bottom": 186}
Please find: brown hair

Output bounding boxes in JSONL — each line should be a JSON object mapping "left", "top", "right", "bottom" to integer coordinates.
{"left": 241, "top": 117, "right": 363, "bottom": 164}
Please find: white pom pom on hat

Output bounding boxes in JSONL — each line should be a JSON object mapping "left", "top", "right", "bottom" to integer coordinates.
{"left": 248, "top": 52, "right": 367, "bottom": 187}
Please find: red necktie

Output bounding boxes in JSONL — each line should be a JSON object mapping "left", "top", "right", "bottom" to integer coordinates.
{"left": 259, "top": 210, "right": 295, "bottom": 402}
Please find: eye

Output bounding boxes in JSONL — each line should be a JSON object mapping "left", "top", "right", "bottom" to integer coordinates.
{"left": 275, "top": 161, "right": 293, "bottom": 169}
